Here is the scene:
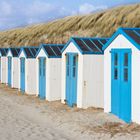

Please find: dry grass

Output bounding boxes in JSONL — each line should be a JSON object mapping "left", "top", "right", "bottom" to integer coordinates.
{"left": 86, "top": 122, "right": 140, "bottom": 137}
{"left": 0, "top": 4, "right": 139, "bottom": 47}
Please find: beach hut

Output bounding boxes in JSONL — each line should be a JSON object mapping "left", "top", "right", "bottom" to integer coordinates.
{"left": 61, "top": 37, "right": 108, "bottom": 108}
{"left": 0, "top": 48, "right": 8, "bottom": 84}
{"left": 6, "top": 48, "right": 21, "bottom": 88}
{"left": 103, "top": 27, "right": 140, "bottom": 123}
{"left": 36, "top": 44, "right": 65, "bottom": 101}
{"left": 18, "top": 47, "right": 39, "bottom": 95}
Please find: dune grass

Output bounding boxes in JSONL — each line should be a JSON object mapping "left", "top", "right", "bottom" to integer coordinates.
{"left": 0, "top": 4, "right": 140, "bottom": 47}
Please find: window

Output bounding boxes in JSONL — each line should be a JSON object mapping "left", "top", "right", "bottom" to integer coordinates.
{"left": 39, "top": 59, "right": 41, "bottom": 76}
{"left": 66, "top": 55, "right": 70, "bottom": 76}
{"left": 21, "top": 59, "right": 22, "bottom": 73}
{"left": 124, "top": 53, "right": 128, "bottom": 66}
{"left": 114, "top": 68, "right": 118, "bottom": 80}
{"left": 73, "top": 56, "right": 76, "bottom": 66}
{"left": 73, "top": 67, "right": 76, "bottom": 77}
{"left": 66, "top": 55, "right": 69, "bottom": 65}
{"left": 43, "top": 59, "right": 46, "bottom": 76}
{"left": 67, "top": 67, "right": 69, "bottom": 76}
{"left": 114, "top": 53, "right": 118, "bottom": 66}
{"left": 124, "top": 68, "right": 128, "bottom": 81}
{"left": 113, "top": 53, "right": 118, "bottom": 80}
{"left": 22, "top": 59, "right": 25, "bottom": 73}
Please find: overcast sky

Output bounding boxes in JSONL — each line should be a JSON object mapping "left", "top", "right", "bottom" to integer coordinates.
{"left": 0, "top": 0, "right": 139, "bottom": 30}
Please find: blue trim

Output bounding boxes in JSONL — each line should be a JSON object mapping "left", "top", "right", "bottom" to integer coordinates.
{"left": 120, "top": 29, "right": 140, "bottom": 50}
{"left": 18, "top": 47, "right": 39, "bottom": 58}
{"left": 111, "top": 48, "right": 132, "bottom": 53}
{"left": 61, "top": 37, "right": 108, "bottom": 54}
{"left": 103, "top": 27, "right": 140, "bottom": 51}
{"left": 36, "top": 44, "right": 64, "bottom": 58}
{"left": 49, "top": 56, "right": 62, "bottom": 58}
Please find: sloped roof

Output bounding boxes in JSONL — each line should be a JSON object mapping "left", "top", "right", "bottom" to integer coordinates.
{"left": 22, "top": 47, "right": 39, "bottom": 58}
{"left": 41, "top": 44, "right": 65, "bottom": 58}
{"left": 123, "top": 28, "right": 140, "bottom": 45}
{"left": 103, "top": 27, "right": 140, "bottom": 50}
{"left": 9, "top": 48, "right": 21, "bottom": 57}
{"left": 0, "top": 48, "right": 8, "bottom": 56}
{"left": 62, "top": 37, "right": 109, "bottom": 54}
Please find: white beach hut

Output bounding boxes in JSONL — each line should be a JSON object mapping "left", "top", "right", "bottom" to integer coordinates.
{"left": 6, "top": 48, "right": 21, "bottom": 88}
{"left": 36, "top": 44, "right": 65, "bottom": 101}
{"left": 103, "top": 27, "right": 140, "bottom": 123}
{"left": 61, "top": 37, "right": 108, "bottom": 109}
{"left": 18, "top": 47, "right": 39, "bottom": 95}
{"left": 0, "top": 48, "right": 8, "bottom": 84}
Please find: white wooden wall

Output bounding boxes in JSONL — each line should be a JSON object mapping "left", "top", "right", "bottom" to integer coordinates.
{"left": 104, "top": 34, "right": 140, "bottom": 124}
{"left": 26, "top": 59, "right": 37, "bottom": 95}
{"left": 1, "top": 57, "right": 8, "bottom": 84}
{"left": 12, "top": 58, "right": 19, "bottom": 88}
{"left": 47, "top": 58, "right": 61, "bottom": 101}
{"left": 82, "top": 55, "right": 104, "bottom": 108}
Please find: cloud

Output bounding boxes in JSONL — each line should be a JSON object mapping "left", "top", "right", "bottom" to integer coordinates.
{"left": 79, "top": 3, "right": 107, "bottom": 14}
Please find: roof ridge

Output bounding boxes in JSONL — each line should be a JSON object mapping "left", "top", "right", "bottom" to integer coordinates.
{"left": 72, "top": 36, "right": 109, "bottom": 40}
{"left": 42, "top": 43, "right": 65, "bottom": 46}
{"left": 120, "top": 27, "right": 140, "bottom": 30}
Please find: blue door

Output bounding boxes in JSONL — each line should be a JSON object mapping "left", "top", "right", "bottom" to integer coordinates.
{"left": 111, "top": 49, "right": 131, "bottom": 123}
{"left": 39, "top": 57, "right": 46, "bottom": 99}
{"left": 66, "top": 53, "right": 78, "bottom": 107}
{"left": 8, "top": 57, "right": 12, "bottom": 86}
{"left": 20, "top": 58, "right": 25, "bottom": 93}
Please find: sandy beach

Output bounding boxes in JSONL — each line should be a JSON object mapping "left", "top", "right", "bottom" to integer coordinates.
{"left": 0, "top": 84, "right": 140, "bottom": 140}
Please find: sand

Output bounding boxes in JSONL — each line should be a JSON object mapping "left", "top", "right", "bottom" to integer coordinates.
{"left": 0, "top": 84, "right": 140, "bottom": 140}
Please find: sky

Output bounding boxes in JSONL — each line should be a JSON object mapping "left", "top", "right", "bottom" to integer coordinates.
{"left": 0, "top": 0, "right": 140, "bottom": 31}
